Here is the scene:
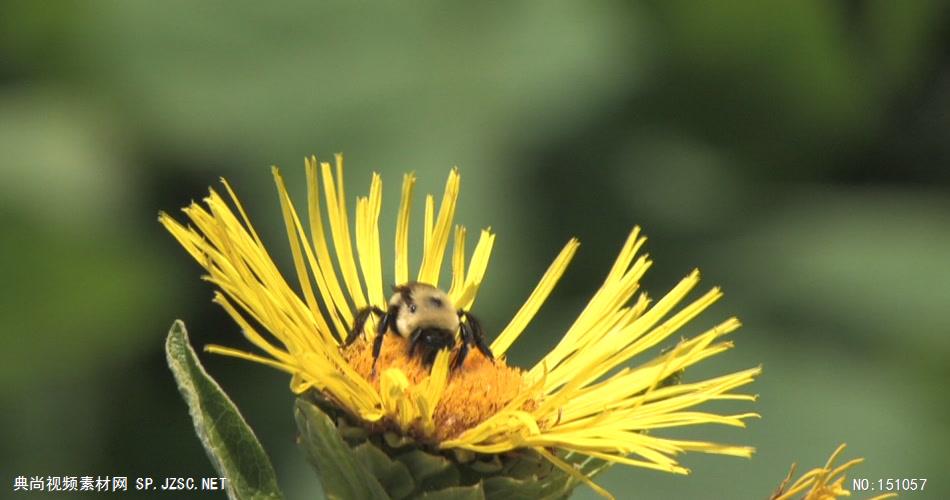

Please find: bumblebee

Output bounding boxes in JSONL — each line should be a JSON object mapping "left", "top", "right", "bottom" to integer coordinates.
{"left": 344, "top": 281, "right": 494, "bottom": 372}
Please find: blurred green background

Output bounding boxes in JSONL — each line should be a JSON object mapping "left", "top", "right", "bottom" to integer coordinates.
{"left": 3, "top": 1, "right": 949, "bottom": 498}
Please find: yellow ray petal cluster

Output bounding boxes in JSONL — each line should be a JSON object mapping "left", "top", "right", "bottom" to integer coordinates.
{"left": 160, "top": 155, "right": 761, "bottom": 499}
{"left": 443, "top": 227, "right": 761, "bottom": 477}
{"left": 772, "top": 444, "right": 897, "bottom": 500}
{"left": 160, "top": 156, "right": 508, "bottom": 427}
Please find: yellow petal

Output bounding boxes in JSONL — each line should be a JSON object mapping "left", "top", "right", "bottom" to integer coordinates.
{"left": 394, "top": 173, "right": 416, "bottom": 286}
{"left": 320, "top": 156, "right": 367, "bottom": 309}
{"left": 355, "top": 173, "right": 386, "bottom": 308}
{"left": 418, "top": 168, "right": 460, "bottom": 286}
{"left": 491, "top": 238, "right": 579, "bottom": 356}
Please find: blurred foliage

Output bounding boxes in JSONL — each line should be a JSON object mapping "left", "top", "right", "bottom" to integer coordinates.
{"left": 2, "top": 1, "right": 949, "bottom": 498}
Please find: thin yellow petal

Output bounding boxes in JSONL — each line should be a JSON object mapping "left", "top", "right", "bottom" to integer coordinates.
{"left": 272, "top": 166, "right": 336, "bottom": 345}
{"left": 380, "top": 368, "right": 414, "bottom": 429}
{"left": 204, "top": 345, "right": 298, "bottom": 375}
{"left": 529, "top": 229, "right": 650, "bottom": 379}
{"left": 305, "top": 157, "right": 354, "bottom": 338}
{"left": 355, "top": 173, "right": 386, "bottom": 308}
{"left": 415, "top": 349, "right": 451, "bottom": 433}
{"left": 220, "top": 178, "right": 265, "bottom": 248}
{"left": 423, "top": 195, "right": 434, "bottom": 257}
{"left": 453, "top": 229, "right": 495, "bottom": 310}
{"left": 418, "top": 168, "right": 460, "bottom": 285}
{"left": 211, "top": 293, "right": 297, "bottom": 367}
{"left": 447, "top": 225, "right": 467, "bottom": 298}
{"left": 491, "top": 238, "right": 579, "bottom": 356}
{"left": 394, "top": 173, "right": 416, "bottom": 286}
{"left": 535, "top": 447, "right": 614, "bottom": 500}
{"left": 320, "top": 156, "right": 367, "bottom": 309}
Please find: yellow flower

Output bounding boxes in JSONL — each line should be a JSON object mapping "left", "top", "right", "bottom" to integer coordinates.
{"left": 160, "top": 155, "right": 761, "bottom": 498}
{"left": 771, "top": 444, "right": 897, "bottom": 500}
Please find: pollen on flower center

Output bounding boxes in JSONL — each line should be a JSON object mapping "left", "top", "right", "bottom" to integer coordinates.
{"left": 343, "top": 334, "right": 533, "bottom": 441}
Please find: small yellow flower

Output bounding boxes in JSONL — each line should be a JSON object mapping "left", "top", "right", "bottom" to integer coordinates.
{"left": 160, "top": 155, "right": 761, "bottom": 498}
{"left": 771, "top": 444, "right": 897, "bottom": 500}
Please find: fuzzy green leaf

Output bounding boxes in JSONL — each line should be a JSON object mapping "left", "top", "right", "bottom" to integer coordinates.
{"left": 294, "top": 399, "right": 390, "bottom": 499}
{"left": 164, "top": 320, "right": 283, "bottom": 500}
{"left": 351, "top": 442, "right": 415, "bottom": 500}
{"left": 499, "top": 450, "right": 551, "bottom": 479}
{"left": 394, "top": 449, "right": 460, "bottom": 492}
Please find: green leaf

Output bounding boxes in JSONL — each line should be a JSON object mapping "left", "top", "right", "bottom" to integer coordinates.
{"left": 294, "top": 398, "right": 390, "bottom": 500}
{"left": 481, "top": 463, "right": 574, "bottom": 500}
{"left": 467, "top": 456, "right": 502, "bottom": 474}
{"left": 394, "top": 449, "right": 460, "bottom": 492}
{"left": 499, "top": 450, "right": 551, "bottom": 479}
{"left": 351, "top": 442, "right": 415, "bottom": 500}
{"left": 164, "top": 320, "right": 283, "bottom": 500}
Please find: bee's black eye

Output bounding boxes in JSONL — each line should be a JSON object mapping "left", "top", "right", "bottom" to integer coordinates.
{"left": 428, "top": 297, "right": 443, "bottom": 308}
{"left": 409, "top": 304, "right": 417, "bottom": 313}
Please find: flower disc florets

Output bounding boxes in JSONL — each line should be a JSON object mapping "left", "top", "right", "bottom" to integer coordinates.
{"left": 344, "top": 335, "right": 534, "bottom": 442}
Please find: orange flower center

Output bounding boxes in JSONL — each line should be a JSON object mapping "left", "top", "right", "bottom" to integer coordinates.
{"left": 343, "top": 334, "right": 532, "bottom": 441}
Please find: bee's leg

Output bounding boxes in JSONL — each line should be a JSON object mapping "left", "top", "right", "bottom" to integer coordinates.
{"left": 370, "top": 328, "right": 386, "bottom": 376}
{"left": 376, "top": 305, "right": 396, "bottom": 338}
{"left": 345, "top": 307, "right": 381, "bottom": 346}
{"left": 460, "top": 311, "right": 495, "bottom": 363}
{"left": 370, "top": 305, "right": 397, "bottom": 376}
{"left": 452, "top": 334, "right": 470, "bottom": 370}
{"left": 407, "top": 328, "right": 423, "bottom": 357}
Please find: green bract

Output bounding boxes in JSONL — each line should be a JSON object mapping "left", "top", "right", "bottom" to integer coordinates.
{"left": 294, "top": 396, "right": 606, "bottom": 500}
